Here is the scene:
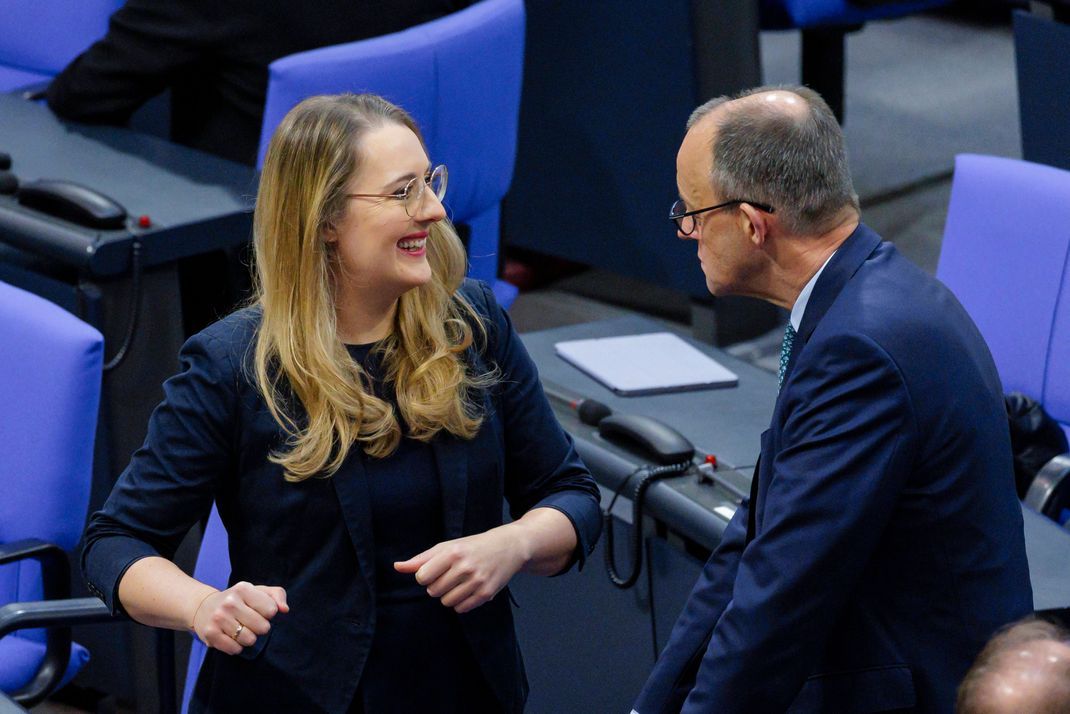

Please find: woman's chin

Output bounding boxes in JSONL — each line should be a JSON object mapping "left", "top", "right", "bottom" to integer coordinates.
{"left": 398, "top": 265, "right": 434, "bottom": 291}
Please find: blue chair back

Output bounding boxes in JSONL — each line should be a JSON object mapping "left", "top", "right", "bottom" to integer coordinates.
{"left": 937, "top": 154, "right": 1070, "bottom": 441}
{"left": 0, "top": 0, "right": 122, "bottom": 91}
{"left": 760, "top": 0, "right": 950, "bottom": 29}
{"left": 0, "top": 279, "right": 102, "bottom": 692}
{"left": 180, "top": 506, "right": 231, "bottom": 714}
{"left": 257, "top": 0, "right": 524, "bottom": 303}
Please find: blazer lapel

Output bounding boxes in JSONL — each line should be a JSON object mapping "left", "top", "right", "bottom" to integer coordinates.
{"left": 433, "top": 432, "right": 469, "bottom": 540}
{"left": 782, "top": 223, "right": 883, "bottom": 385}
{"left": 331, "top": 455, "right": 376, "bottom": 594}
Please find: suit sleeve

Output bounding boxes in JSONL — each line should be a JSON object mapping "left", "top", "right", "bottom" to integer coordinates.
{"left": 81, "top": 331, "right": 237, "bottom": 616}
{"left": 475, "top": 281, "right": 602, "bottom": 572}
{"left": 634, "top": 501, "right": 749, "bottom": 712}
{"left": 46, "top": 0, "right": 214, "bottom": 124}
{"left": 682, "top": 332, "right": 918, "bottom": 713}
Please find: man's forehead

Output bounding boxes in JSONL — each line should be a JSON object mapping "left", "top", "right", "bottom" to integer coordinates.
{"left": 678, "top": 118, "right": 716, "bottom": 192}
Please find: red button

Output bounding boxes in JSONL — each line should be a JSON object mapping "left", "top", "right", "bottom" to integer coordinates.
{"left": 138, "top": 215, "right": 152, "bottom": 229}
{"left": 704, "top": 454, "right": 718, "bottom": 468}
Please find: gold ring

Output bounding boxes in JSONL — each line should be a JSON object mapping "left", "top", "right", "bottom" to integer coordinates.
{"left": 232, "top": 622, "right": 244, "bottom": 640}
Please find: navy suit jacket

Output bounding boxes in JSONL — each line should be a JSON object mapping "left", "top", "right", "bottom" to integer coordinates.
{"left": 635, "top": 225, "right": 1033, "bottom": 713}
{"left": 82, "top": 279, "right": 601, "bottom": 713}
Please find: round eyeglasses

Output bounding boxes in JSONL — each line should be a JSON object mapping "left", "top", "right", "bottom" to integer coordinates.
{"left": 348, "top": 164, "right": 448, "bottom": 217}
{"left": 669, "top": 198, "right": 775, "bottom": 236}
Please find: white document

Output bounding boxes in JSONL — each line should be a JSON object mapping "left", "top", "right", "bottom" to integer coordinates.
{"left": 554, "top": 331, "right": 738, "bottom": 396}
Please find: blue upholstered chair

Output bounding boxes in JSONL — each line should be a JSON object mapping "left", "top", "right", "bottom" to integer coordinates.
{"left": 760, "top": 0, "right": 952, "bottom": 121}
{"left": 937, "top": 154, "right": 1070, "bottom": 522}
{"left": 0, "top": 0, "right": 122, "bottom": 92}
{"left": 257, "top": 0, "right": 523, "bottom": 307}
{"left": 0, "top": 280, "right": 103, "bottom": 706}
{"left": 179, "top": 506, "right": 230, "bottom": 714}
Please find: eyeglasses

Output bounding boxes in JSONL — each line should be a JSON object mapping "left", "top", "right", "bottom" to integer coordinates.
{"left": 669, "top": 198, "right": 775, "bottom": 236}
{"left": 347, "top": 164, "right": 448, "bottom": 217}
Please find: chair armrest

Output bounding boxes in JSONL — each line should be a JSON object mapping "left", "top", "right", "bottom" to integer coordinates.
{"left": 0, "top": 598, "right": 118, "bottom": 707}
{"left": 1024, "top": 453, "right": 1070, "bottom": 520}
{"left": 0, "top": 539, "right": 70, "bottom": 602}
{"left": 0, "top": 598, "right": 117, "bottom": 639}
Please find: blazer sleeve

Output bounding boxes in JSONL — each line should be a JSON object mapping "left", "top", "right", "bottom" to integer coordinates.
{"left": 81, "top": 329, "right": 238, "bottom": 616}
{"left": 634, "top": 501, "right": 749, "bottom": 712}
{"left": 682, "top": 332, "right": 918, "bottom": 713}
{"left": 474, "top": 281, "right": 602, "bottom": 571}
{"left": 46, "top": 0, "right": 215, "bottom": 125}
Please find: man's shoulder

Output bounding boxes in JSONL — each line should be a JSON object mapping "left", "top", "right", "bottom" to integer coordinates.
{"left": 822, "top": 244, "right": 965, "bottom": 346}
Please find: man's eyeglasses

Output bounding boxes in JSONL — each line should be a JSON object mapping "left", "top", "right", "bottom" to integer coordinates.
{"left": 669, "top": 198, "right": 775, "bottom": 236}
{"left": 348, "top": 164, "right": 448, "bottom": 217}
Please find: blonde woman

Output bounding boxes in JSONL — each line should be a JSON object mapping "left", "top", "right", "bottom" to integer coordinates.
{"left": 82, "top": 94, "right": 601, "bottom": 713}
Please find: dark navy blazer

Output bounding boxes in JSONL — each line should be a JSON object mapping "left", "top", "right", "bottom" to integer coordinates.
{"left": 635, "top": 225, "right": 1033, "bottom": 713}
{"left": 82, "top": 279, "right": 602, "bottom": 713}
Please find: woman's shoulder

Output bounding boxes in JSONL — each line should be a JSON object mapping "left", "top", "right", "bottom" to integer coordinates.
{"left": 457, "top": 278, "right": 496, "bottom": 318}
{"left": 181, "top": 305, "right": 262, "bottom": 371}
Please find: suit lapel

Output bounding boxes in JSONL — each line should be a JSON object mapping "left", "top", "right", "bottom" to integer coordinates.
{"left": 432, "top": 432, "right": 469, "bottom": 540}
{"left": 331, "top": 455, "right": 376, "bottom": 593}
{"left": 782, "top": 223, "right": 883, "bottom": 386}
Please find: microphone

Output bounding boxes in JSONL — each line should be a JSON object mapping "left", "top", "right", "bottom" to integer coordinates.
{"left": 0, "top": 171, "right": 18, "bottom": 195}
{"left": 542, "top": 380, "right": 613, "bottom": 426}
{"left": 0, "top": 152, "right": 10, "bottom": 171}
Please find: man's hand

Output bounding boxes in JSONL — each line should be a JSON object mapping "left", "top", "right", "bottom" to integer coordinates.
{"left": 191, "top": 581, "right": 289, "bottom": 655}
{"left": 395, "top": 525, "right": 530, "bottom": 614}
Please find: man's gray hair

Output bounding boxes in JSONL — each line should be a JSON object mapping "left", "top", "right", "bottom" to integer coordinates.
{"left": 687, "top": 85, "right": 859, "bottom": 235}
{"left": 956, "top": 617, "right": 1070, "bottom": 714}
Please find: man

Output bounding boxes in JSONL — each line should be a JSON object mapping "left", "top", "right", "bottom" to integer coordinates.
{"left": 956, "top": 618, "right": 1070, "bottom": 713}
{"left": 634, "top": 86, "right": 1033, "bottom": 713}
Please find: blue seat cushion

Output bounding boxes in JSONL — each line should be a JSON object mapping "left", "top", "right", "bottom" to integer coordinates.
{"left": 760, "top": 0, "right": 951, "bottom": 30}
{"left": 0, "top": 65, "right": 51, "bottom": 93}
{"left": 0, "top": 633, "right": 89, "bottom": 694}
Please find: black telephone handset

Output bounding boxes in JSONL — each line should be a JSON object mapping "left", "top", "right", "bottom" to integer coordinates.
{"left": 598, "top": 413, "right": 695, "bottom": 465}
{"left": 18, "top": 179, "right": 127, "bottom": 230}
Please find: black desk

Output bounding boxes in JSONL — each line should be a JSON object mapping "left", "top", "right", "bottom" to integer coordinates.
{"left": 0, "top": 93, "right": 255, "bottom": 276}
{"left": 512, "top": 316, "right": 1070, "bottom": 714}
{"left": 0, "top": 93, "right": 256, "bottom": 710}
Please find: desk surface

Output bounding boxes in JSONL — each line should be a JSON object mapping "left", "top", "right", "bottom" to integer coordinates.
{"left": 522, "top": 315, "right": 779, "bottom": 469}
{"left": 522, "top": 316, "right": 1070, "bottom": 612}
{"left": 0, "top": 94, "right": 256, "bottom": 275}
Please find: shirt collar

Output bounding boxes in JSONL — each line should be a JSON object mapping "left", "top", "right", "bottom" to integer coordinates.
{"left": 789, "top": 250, "right": 837, "bottom": 331}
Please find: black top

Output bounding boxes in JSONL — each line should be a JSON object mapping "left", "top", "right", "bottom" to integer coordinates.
{"left": 46, "top": 0, "right": 477, "bottom": 165}
{"left": 347, "top": 342, "right": 497, "bottom": 712}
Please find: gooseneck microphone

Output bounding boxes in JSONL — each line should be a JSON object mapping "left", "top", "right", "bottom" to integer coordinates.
{"left": 541, "top": 380, "right": 613, "bottom": 426}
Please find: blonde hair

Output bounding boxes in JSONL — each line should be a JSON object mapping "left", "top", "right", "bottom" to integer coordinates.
{"left": 252, "top": 93, "right": 493, "bottom": 482}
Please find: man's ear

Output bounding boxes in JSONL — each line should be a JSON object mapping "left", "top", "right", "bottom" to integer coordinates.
{"left": 738, "top": 202, "right": 769, "bottom": 248}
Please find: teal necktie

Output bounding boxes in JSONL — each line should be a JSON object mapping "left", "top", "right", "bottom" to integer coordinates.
{"left": 778, "top": 323, "right": 796, "bottom": 389}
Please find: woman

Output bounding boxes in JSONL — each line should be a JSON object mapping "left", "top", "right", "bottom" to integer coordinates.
{"left": 82, "top": 93, "right": 601, "bottom": 713}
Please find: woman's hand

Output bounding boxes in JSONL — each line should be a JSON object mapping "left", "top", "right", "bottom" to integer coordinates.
{"left": 191, "top": 581, "right": 289, "bottom": 655}
{"left": 394, "top": 525, "right": 530, "bottom": 614}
